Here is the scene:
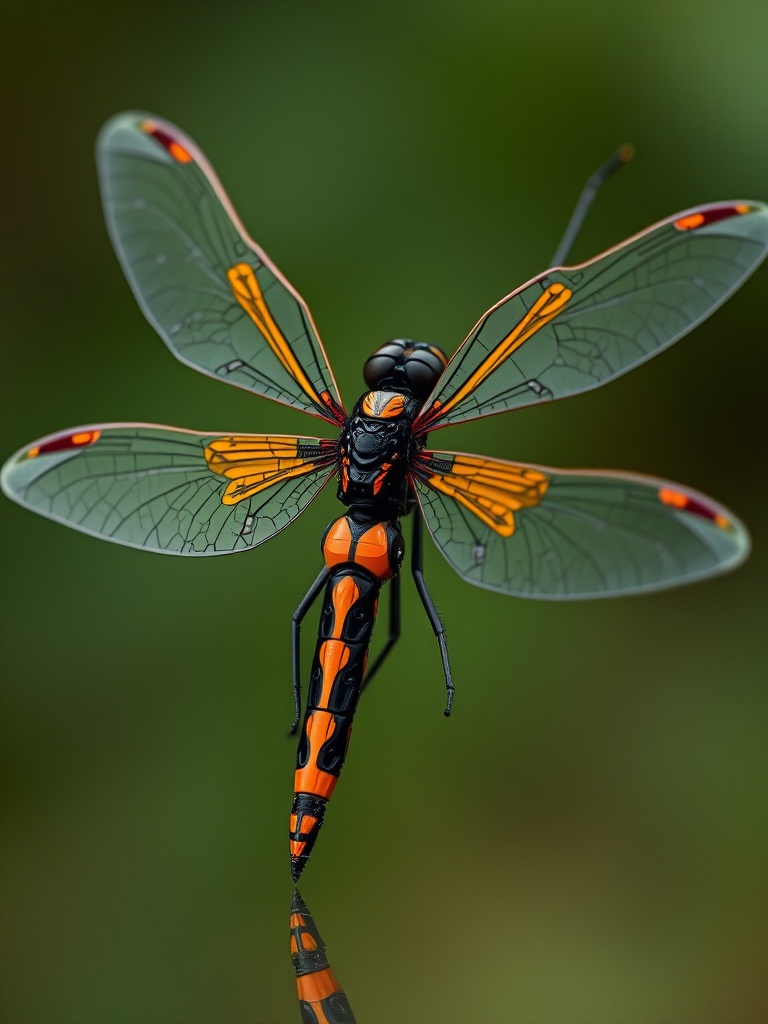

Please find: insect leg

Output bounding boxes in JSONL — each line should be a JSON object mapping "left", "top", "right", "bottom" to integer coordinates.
{"left": 411, "top": 513, "right": 454, "bottom": 716}
{"left": 550, "top": 143, "right": 635, "bottom": 267}
{"left": 291, "top": 566, "right": 330, "bottom": 733}
{"left": 361, "top": 570, "right": 401, "bottom": 692}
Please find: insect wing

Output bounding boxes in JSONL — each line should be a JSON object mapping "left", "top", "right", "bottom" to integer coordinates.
{"left": 411, "top": 450, "right": 749, "bottom": 598}
{"left": 416, "top": 202, "right": 768, "bottom": 431}
{"left": 98, "top": 113, "right": 345, "bottom": 425}
{"left": 2, "top": 426, "right": 337, "bottom": 555}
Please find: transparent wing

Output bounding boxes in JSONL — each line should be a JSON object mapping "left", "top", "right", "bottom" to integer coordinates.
{"left": 411, "top": 450, "right": 749, "bottom": 598}
{"left": 98, "top": 112, "right": 345, "bottom": 425}
{"left": 2, "top": 426, "right": 337, "bottom": 555}
{"left": 416, "top": 202, "right": 768, "bottom": 432}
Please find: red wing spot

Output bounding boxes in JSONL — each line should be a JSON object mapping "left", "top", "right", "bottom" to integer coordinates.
{"left": 659, "top": 487, "right": 729, "bottom": 529}
{"left": 28, "top": 430, "right": 102, "bottom": 459}
{"left": 140, "top": 121, "right": 193, "bottom": 163}
{"left": 674, "top": 204, "right": 752, "bottom": 231}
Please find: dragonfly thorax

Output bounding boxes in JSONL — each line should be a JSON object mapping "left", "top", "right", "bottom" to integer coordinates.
{"left": 337, "top": 389, "right": 421, "bottom": 515}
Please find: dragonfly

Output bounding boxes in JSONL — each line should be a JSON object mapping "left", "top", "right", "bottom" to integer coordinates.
{"left": 2, "top": 113, "right": 766, "bottom": 882}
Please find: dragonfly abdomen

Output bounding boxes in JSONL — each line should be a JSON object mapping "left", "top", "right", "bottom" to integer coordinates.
{"left": 290, "top": 513, "right": 403, "bottom": 881}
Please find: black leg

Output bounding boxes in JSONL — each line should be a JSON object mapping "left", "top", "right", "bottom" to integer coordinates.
{"left": 362, "top": 570, "right": 401, "bottom": 692}
{"left": 550, "top": 143, "right": 635, "bottom": 268}
{"left": 290, "top": 567, "right": 329, "bottom": 733}
{"left": 411, "top": 513, "right": 454, "bottom": 716}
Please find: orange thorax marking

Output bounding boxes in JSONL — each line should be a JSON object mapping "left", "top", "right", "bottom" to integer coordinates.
{"left": 361, "top": 390, "right": 406, "bottom": 418}
{"left": 373, "top": 462, "right": 392, "bottom": 495}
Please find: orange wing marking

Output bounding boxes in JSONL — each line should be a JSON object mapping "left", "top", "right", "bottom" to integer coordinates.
{"left": 205, "top": 435, "right": 323, "bottom": 505}
{"left": 429, "top": 282, "right": 572, "bottom": 422}
{"left": 26, "top": 429, "right": 102, "bottom": 460}
{"left": 658, "top": 486, "right": 730, "bottom": 530}
{"left": 674, "top": 213, "right": 705, "bottom": 231}
{"left": 139, "top": 120, "right": 193, "bottom": 163}
{"left": 424, "top": 455, "right": 549, "bottom": 536}
{"left": 674, "top": 204, "right": 752, "bottom": 231}
{"left": 228, "top": 263, "right": 326, "bottom": 411}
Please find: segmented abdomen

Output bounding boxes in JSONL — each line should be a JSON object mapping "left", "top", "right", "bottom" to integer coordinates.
{"left": 290, "top": 513, "right": 403, "bottom": 881}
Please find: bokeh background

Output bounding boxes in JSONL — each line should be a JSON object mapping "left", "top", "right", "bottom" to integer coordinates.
{"left": 2, "top": 2, "right": 767, "bottom": 1022}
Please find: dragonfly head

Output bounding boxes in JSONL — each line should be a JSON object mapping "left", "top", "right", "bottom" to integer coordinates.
{"left": 363, "top": 339, "right": 447, "bottom": 399}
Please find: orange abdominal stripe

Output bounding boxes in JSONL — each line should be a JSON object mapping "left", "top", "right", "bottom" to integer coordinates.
{"left": 26, "top": 429, "right": 102, "bottom": 459}
{"left": 294, "top": 712, "right": 341, "bottom": 799}
{"left": 140, "top": 120, "right": 193, "bottom": 163}
{"left": 227, "top": 263, "right": 327, "bottom": 410}
{"left": 330, "top": 577, "right": 360, "bottom": 638}
{"left": 674, "top": 204, "right": 751, "bottom": 231}
{"left": 204, "top": 436, "right": 324, "bottom": 504}
{"left": 422, "top": 454, "right": 549, "bottom": 536}
{"left": 658, "top": 487, "right": 730, "bottom": 530}
{"left": 297, "top": 968, "right": 343, "bottom": 1003}
{"left": 317, "top": 641, "right": 350, "bottom": 707}
{"left": 423, "top": 282, "right": 572, "bottom": 424}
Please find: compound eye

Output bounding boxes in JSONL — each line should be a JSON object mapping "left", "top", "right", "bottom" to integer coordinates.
{"left": 363, "top": 342, "right": 408, "bottom": 388}
{"left": 363, "top": 353, "right": 396, "bottom": 388}
{"left": 403, "top": 349, "right": 447, "bottom": 397}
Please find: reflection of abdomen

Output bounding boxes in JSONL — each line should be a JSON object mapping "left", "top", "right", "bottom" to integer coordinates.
{"left": 290, "top": 889, "right": 356, "bottom": 1023}
{"left": 290, "top": 513, "right": 403, "bottom": 882}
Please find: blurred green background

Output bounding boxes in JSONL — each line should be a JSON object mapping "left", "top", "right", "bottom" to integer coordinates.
{"left": 2, "top": 2, "right": 767, "bottom": 1022}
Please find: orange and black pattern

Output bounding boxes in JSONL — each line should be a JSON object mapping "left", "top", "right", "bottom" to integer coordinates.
{"left": 290, "top": 890, "right": 356, "bottom": 1024}
{"left": 290, "top": 513, "right": 404, "bottom": 881}
{"left": 5, "top": 116, "right": 763, "bottom": 902}
{"left": 412, "top": 451, "right": 549, "bottom": 536}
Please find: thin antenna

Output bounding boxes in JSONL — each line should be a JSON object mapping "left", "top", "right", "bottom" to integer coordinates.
{"left": 549, "top": 143, "right": 635, "bottom": 268}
